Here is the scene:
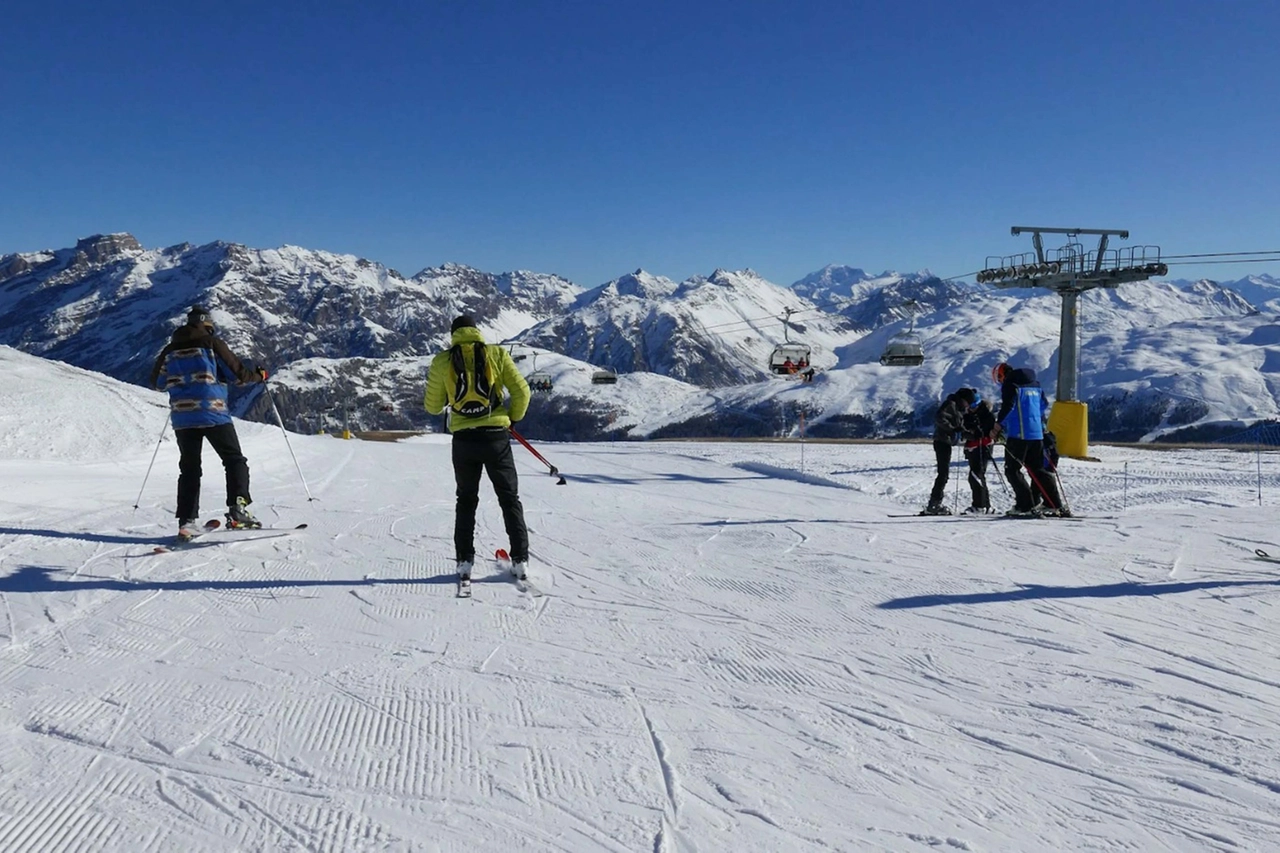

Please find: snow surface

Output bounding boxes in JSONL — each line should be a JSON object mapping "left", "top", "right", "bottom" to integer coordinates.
{"left": 3, "top": 349, "right": 1280, "bottom": 851}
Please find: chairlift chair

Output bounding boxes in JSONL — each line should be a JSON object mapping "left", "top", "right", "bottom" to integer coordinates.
{"left": 878, "top": 300, "right": 926, "bottom": 367}
{"left": 769, "top": 343, "right": 812, "bottom": 377}
{"left": 768, "top": 307, "right": 813, "bottom": 377}
{"left": 879, "top": 334, "right": 925, "bottom": 367}
{"left": 524, "top": 350, "right": 554, "bottom": 392}
{"left": 591, "top": 368, "right": 618, "bottom": 385}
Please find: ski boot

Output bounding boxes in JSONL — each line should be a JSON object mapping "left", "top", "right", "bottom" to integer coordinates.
{"left": 226, "top": 497, "right": 262, "bottom": 529}
{"left": 1005, "top": 502, "right": 1044, "bottom": 518}
{"left": 920, "top": 503, "right": 952, "bottom": 516}
{"left": 178, "top": 518, "right": 202, "bottom": 541}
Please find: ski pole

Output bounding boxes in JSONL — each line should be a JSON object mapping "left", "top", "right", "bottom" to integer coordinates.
{"left": 992, "top": 440, "right": 1012, "bottom": 497}
{"left": 510, "top": 427, "right": 567, "bottom": 485}
{"left": 1044, "top": 450, "right": 1071, "bottom": 514}
{"left": 991, "top": 446, "right": 1010, "bottom": 497}
{"left": 967, "top": 444, "right": 994, "bottom": 509}
{"left": 263, "top": 382, "right": 316, "bottom": 502}
{"left": 951, "top": 441, "right": 962, "bottom": 513}
{"left": 1018, "top": 443, "right": 1063, "bottom": 512}
{"left": 133, "top": 416, "right": 170, "bottom": 510}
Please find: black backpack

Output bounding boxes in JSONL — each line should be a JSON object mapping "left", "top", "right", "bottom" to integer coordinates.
{"left": 447, "top": 342, "right": 499, "bottom": 417}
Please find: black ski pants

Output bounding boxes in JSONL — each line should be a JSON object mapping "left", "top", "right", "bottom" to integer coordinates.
{"left": 1004, "top": 436, "right": 1063, "bottom": 511}
{"left": 175, "top": 423, "right": 251, "bottom": 520}
{"left": 928, "top": 440, "right": 953, "bottom": 506}
{"left": 452, "top": 427, "right": 528, "bottom": 564}
{"left": 965, "top": 444, "right": 993, "bottom": 509}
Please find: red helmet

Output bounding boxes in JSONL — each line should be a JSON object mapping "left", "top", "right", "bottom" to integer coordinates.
{"left": 991, "top": 362, "right": 1010, "bottom": 385}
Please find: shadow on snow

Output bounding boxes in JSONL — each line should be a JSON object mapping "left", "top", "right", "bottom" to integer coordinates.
{"left": 879, "top": 579, "right": 1280, "bottom": 610}
{"left": 559, "top": 472, "right": 770, "bottom": 486}
{"left": 0, "top": 526, "right": 173, "bottom": 547}
{"left": 0, "top": 565, "right": 455, "bottom": 595}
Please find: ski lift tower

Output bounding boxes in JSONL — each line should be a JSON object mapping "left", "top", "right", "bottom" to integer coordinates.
{"left": 977, "top": 226, "right": 1167, "bottom": 459}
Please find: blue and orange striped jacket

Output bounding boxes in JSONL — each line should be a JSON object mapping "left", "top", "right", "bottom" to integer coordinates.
{"left": 150, "top": 324, "right": 260, "bottom": 429}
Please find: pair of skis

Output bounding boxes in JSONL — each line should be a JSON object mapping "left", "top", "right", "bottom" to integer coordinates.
{"left": 886, "top": 512, "right": 1000, "bottom": 519}
{"left": 153, "top": 520, "right": 308, "bottom": 553}
{"left": 887, "top": 511, "right": 1091, "bottom": 521}
{"left": 457, "top": 549, "right": 540, "bottom": 598}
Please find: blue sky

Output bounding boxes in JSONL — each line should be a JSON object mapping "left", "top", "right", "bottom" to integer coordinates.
{"left": 2, "top": 0, "right": 1277, "bottom": 287}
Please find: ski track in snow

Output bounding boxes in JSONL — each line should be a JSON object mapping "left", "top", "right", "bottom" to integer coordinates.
{"left": 0, "top": 424, "right": 1280, "bottom": 850}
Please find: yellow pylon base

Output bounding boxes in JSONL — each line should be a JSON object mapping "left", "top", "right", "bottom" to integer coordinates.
{"left": 1047, "top": 400, "right": 1088, "bottom": 459}
{"left": 341, "top": 429, "right": 352, "bottom": 440}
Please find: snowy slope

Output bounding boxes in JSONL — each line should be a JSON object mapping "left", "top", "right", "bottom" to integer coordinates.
{"left": 0, "top": 346, "right": 170, "bottom": 461}
{"left": 3, "top": 339, "right": 1280, "bottom": 851}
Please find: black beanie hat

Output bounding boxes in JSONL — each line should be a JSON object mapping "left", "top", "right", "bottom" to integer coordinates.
{"left": 187, "top": 306, "right": 212, "bottom": 327}
{"left": 451, "top": 314, "right": 477, "bottom": 333}
{"left": 956, "top": 387, "right": 976, "bottom": 405}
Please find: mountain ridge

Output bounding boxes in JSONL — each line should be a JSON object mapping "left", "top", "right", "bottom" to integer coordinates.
{"left": 2, "top": 233, "right": 1277, "bottom": 443}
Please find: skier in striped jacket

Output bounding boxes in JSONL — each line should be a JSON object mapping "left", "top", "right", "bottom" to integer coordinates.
{"left": 149, "top": 306, "right": 267, "bottom": 536}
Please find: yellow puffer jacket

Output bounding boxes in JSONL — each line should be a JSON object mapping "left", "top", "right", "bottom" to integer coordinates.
{"left": 424, "top": 326, "right": 531, "bottom": 432}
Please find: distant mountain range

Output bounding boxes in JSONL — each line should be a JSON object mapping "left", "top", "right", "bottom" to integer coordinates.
{"left": 2, "top": 233, "right": 1278, "bottom": 442}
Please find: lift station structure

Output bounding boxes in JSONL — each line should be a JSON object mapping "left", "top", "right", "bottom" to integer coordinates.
{"left": 978, "top": 226, "right": 1167, "bottom": 459}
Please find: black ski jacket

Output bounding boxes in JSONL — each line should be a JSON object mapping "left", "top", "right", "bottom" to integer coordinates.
{"left": 962, "top": 400, "right": 996, "bottom": 447}
{"left": 932, "top": 395, "right": 967, "bottom": 444}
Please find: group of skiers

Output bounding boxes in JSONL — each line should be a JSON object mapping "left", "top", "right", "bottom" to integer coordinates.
{"left": 151, "top": 305, "right": 1067, "bottom": 571}
{"left": 925, "top": 361, "right": 1068, "bottom": 517}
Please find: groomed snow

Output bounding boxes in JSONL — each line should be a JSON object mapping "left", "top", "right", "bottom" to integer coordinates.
{"left": 2, "top": 347, "right": 1280, "bottom": 851}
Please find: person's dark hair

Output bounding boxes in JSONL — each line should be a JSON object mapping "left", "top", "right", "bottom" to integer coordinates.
{"left": 187, "top": 306, "right": 212, "bottom": 327}
{"left": 956, "top": 387, "right": 976, "bottom": 405}
{"left": 451, "top": 314, "right": 477, "bottom": 334}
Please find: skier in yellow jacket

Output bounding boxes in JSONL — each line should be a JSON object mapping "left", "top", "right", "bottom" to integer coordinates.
{"left": 424, "top": 315, "right": 532, "bottom": 582}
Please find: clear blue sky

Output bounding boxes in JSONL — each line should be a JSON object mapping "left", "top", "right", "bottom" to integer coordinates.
{"left": 2, "top": 0, "right": 1277, "bottom": 286}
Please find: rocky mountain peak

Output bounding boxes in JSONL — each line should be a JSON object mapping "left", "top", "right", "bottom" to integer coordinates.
{"left": 73, "top": 233, "right": 143, "bottom": 265}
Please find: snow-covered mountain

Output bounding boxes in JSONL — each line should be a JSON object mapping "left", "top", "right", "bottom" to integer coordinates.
{"left": 518, "top": 268, "right": 859, "bottom": 387}
{"left": 0, "top": 235, "right": 576, "bottom": 386}
{"left": 798, "top": 277, "right": 1277, "bottom": 441}
{"left": 3, "top": 234, "right": 1279, "bottom": 442}
{"left": 1173, "top": 274, "right": 1280, "bottom": 313}
{"left": 0, "top": 235, "right": 583, "bottom": 431}
{"left": 789, "top": 265, "right": 975, "bottom": 329}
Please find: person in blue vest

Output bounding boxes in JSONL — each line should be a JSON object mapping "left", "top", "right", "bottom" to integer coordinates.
{"left": 990, "top": 362, "right": 1068, "bottom": 516}
{"left": 149, "top": 306, "right": 267, "bottom": 537}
